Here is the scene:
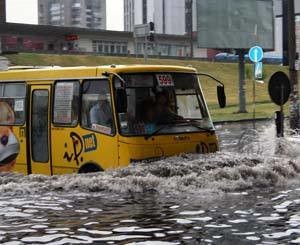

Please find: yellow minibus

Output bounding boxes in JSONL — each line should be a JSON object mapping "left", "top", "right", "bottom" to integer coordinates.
{"left": 0, "top": 65, "right": 225, "bottom": 175}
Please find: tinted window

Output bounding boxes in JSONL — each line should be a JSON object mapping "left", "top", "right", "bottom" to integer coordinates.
{"left": 31, "top": 90, "right": 49, "bottom": 163}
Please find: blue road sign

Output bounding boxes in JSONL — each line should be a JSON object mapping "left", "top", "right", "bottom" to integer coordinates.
{"left": 249, "top": 46, "right": 264, "bottom": 63}
{"left": 254, "top": 62, "right": 263, "bottom": 79}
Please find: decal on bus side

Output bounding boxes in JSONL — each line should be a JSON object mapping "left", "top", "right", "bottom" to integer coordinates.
{"left": 63, "top": 132, "right": 97, "bottom": 166}
{"left": 64, "top": 132, "right": 83, "bottom": 165}
{"left": 0, "top": 101, "right": 20, "bottom": 172}
{"left": 83, "top": 133, "right": 97, "bottom": 152}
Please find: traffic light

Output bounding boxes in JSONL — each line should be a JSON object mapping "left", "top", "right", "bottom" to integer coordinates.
{"left": 149, "top": 22, "right": 155, "bottom": 32}
{"left": 148, "top": 22, "right": 155, "bottom": 42}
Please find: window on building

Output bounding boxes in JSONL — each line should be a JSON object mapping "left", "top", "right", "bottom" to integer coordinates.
{"left": 92, "top": 41, "right": 97, "bottom": 52}
{"left": 98, "top": 43, "right": 103, "bottom": 53}
{"left": 104, "top": 43, "right": 109, "bottom": 53}
{"left": 51, "top": 15, "right": 61, "bottom": 21}
{"left": 39, "top": 4, "right": 44, "bottom": 13}
{"left": 116, "top": 45, "right": 121, "bottom": 54}
{"left": 122, "top": 45, "right": 127, "bottom": 54}
{"left": 92, "top": 41, "right": 128, "bottom": 54}
{"left": 110, "top": 44, "right": 115, "bottom": 53}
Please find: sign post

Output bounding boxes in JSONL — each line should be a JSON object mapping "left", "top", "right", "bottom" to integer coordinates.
{"left": 254, "top": 62, "right": 263, "bottom": 80}
{"left": 134, "top": 24, "right": 149, "bottom": 63}
{"left": 134, "top": 23, "right": 155, "bottom": 63}
{"left": 268, "top": 71, "right": 292, "bottom": 137}
{"left": 248, "top": 46, "right": 264, "bottom": 129}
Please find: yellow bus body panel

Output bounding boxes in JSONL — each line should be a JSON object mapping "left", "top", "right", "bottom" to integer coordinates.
{"left": 118, "top": 133, "right": 218, "bottom": 167}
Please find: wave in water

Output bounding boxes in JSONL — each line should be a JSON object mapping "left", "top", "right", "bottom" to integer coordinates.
{"left": 0, "top": 151, "right": 299, "bottom": 196}
{"left": 0, "top": 123, "right": 299, "bottom": 197}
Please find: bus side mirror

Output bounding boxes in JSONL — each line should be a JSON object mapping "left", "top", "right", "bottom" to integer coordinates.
{"left": 217, "top": 85, "right": 226, "bottom": 108}
{"left": 116, "top": 89, "right": 127, "bottom": 113}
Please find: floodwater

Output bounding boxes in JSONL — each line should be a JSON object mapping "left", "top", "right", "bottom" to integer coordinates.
{"left": 0, "top": 120, "right": 299, "bottom": 244}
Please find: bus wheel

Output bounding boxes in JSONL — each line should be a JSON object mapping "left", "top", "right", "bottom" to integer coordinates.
{"left": 78, "top": 163, "right": 103, "bottom": 174}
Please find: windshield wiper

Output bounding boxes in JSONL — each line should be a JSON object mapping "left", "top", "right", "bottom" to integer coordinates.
{"left": 177, "top": 119, "right": 215, "bottom": 133}
{"left": 144, "top": 120, "right": 214, "bottom": 140}
{"left": 144, "top": 124, "right": 172, "bottom": 140}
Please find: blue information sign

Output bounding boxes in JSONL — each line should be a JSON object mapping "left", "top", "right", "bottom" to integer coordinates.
{"left": 249, "top": 46, "right": 264, "bottom": 63}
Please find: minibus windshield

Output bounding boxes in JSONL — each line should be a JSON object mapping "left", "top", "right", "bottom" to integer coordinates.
{"left": 116, "top": 73, "right": 214, "bottom": 136}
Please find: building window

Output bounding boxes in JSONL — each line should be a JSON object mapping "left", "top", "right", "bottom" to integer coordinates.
{"left": 92, "top": 40, "right": 128, "bottom": 54}
{"left": 110, "top": 45, "right": 115, "bottom": 53}
{"left": 98, "top": 43, "right": 103, "bottom": 53}
{"left": 104, "top": 44, "right": 109, "bottom": 53}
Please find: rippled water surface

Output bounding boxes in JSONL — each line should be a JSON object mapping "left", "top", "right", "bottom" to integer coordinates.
{"left": 0, "top": 120, "right": 299, "bottom": 244}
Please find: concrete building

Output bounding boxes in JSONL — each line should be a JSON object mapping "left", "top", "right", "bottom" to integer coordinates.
{"left": 0, "top": 22, "right": 207, "bottom": 58}
{"left": 124, "top": 0, "right": 196, "bottom": 35}
{"left": 38, "top": 0, "right": 106, "bottom": 29}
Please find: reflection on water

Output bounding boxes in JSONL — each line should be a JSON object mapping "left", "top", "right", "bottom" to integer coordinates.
{"left": 0, "top": 188, "right": 300, "bottom": 244}
{"left": 0, "top": 120, "right": 299, "bottom": 244}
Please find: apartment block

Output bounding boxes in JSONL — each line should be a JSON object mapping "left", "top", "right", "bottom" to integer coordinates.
{"left": 124, "top": 0, "right": 196, "bottom": 35}
{"left": 38, "top": 0, "right": 106, "bottom": 29}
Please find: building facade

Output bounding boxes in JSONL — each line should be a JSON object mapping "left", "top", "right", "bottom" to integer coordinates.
{"left": 124, "top": 0, "right": 196, "bottom": 35}
{"left": 0, "top": 23, "right": 207, "bottom": 58}
{"left": 38, "top": 0, "right": 106, "bottom": 29}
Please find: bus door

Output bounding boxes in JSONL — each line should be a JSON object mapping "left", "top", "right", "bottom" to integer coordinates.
{"left": 28, "top": 85, "right": 52, "bottom": 175}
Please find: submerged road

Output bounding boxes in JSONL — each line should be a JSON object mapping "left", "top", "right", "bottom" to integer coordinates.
{"left": 0, "top": 120, "right": 299, "bottom": 244}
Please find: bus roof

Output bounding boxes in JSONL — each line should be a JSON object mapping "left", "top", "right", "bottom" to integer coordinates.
{"left": 0, "top": 65, "right": 197, "bottom": 82}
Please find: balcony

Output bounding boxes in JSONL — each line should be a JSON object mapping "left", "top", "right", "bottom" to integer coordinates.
{"left": 71, "top": 3, "right": 81, "bottom": 8}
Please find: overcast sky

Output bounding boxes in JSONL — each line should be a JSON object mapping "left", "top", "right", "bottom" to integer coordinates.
{"left": 6, "top": 0, "right": 124, "bottom": 31}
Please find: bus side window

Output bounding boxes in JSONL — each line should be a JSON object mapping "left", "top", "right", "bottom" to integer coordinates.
{"left": 53, "top": 81, "right": 79, "bottom": 126}
{"left": 81, "top": 79, "right": 115, "bottom": 135}
{"left": 0, "top": 83, "right": 26, "bottom": 125}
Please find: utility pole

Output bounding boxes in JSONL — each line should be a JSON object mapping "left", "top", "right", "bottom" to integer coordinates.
{"left": 186, "top": 0, "right": 194, "bottom": 58}
{"left": 286, "top": 0, "right": 300, "bottom": 130}
{"left": 238, "top": 49, "right": 247, "bottom": 113}
{"left": 282, "top": 0, "right": 289, "bottom": 66}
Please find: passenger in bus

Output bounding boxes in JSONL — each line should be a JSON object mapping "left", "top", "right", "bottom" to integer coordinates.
{"left": 155, "top": 91, "right": 183, "bottom": 124}
{"left": 140, "top": 98, "right": 156, "bottom": 134}
{"left": 89, "top": 96, "right": 113, "bottom": 128}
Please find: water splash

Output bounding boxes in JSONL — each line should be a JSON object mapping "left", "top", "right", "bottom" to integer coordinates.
{"left": 0, "top": 152, "right": 298, "bottom": 196}
{"left": 238, "top": 123, "right": 300, "bottom": 158}
{"left": 0, "top": 122, "right": 298, "bottom": 197}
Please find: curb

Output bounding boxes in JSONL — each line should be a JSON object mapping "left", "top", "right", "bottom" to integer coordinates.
{"left": 213, "top": 117, "right": 272, "bottom": 125}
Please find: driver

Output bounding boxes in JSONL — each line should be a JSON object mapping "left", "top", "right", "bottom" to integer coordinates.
{"left": 154, "top": 90, "right": 183, "bottom": 124}
{"left": 140, "top": 98, "right": 156, "bottom": 134}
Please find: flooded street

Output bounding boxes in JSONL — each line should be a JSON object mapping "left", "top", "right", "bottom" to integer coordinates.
{"left": 0, "top": 120, "right": 299, "bottom": 244}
